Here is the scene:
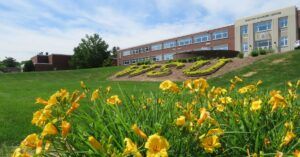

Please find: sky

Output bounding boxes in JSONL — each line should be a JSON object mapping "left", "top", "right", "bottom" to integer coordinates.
{"left": 0, "top": 0, "right": 299, "bottom": 61}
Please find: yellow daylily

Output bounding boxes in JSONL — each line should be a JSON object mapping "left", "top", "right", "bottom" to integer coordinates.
{"left": 21, "top": 133, "right": 39, "bottom": 148}
{"left": 91, "top": 89, "right": 100, "bottom": 101}
{"left": 197, "top": 108, "right": 210, "bottom": 125}
{"left": 145, "top": 134, "right": 169, "bottom": 157}
{"left": 250, "top": 99, "right": 262, "bottom": 111}
{"left": 131, "top": 124, "right": 147, "bottom": 139}
{"left": 88, "top": 136, "right": 101, "bottom": 150}
{"left": 281, "top": 131, "right": 296, "bottom": 147}
{"left": 123, "top": 138, "right": 142, "bottom": 157}
{"left": 175, "top": 116, "right": 186, "bottom": 126}
{"left": 201, "top": 135, "right": 221, "bottom": 153}
{"left": 107, "top": 95, "right": 122, "bottom": 105}
{"left": 61, "top": 121, "right": 71, "bottom": 137}
{"left": 42, "top": 123, "right": 58, "bottom": 137}
{"left": 80, "top": 81, "right": 86, "bottom": 88}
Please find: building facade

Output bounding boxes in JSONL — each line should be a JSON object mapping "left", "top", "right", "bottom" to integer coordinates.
{"left": 235, "top": 6, "right": 299, "bottom": 55}
{"left": 31, "top": 53, "right": 72, "bottom": 71}
{"left": 117, "top": 6, "right": 300, "bottom": 66}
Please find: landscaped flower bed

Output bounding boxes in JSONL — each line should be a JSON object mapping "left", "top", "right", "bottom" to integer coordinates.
{"left": 183, "top": 59, "right": 231, "bottom": 77}
{"left": 147, "top": 62, "right": 185, "bottom": 77}
{"left": 12, "top": 78, "right": 300, "bottom": 156}
{"left": 115, "top": 65, "right": 139, "bottom": 77}
{"left": 129, "top": 64, "right": 161, "bottom": 77}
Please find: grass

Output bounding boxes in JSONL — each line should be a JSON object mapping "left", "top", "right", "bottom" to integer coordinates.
{"left": 0, "top": 49, "right": 299, "bottom": 150}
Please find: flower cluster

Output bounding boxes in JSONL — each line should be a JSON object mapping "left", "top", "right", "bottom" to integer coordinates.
{"left": 13, "top": 79, "right": 300, "bottom": 156}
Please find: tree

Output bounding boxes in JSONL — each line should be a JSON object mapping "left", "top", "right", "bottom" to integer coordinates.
{"left": 2, "top": 57, "right": 19, "bottom": 68}
{"left": 70, "top": 34, "right": 110, "bottom": 69}
{"left": 111, "top": 46, "right": 119, "bottom": 58}
{"left": 23, "top": 60, "right": 35, "bottom": 72}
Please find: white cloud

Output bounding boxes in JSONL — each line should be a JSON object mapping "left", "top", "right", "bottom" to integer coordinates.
{"left": 0, "top": 0, "right": 299, "bottom": 61}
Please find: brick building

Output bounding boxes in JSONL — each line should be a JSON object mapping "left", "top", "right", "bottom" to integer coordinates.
{"left": 31, "top": 53, "right": 72, "bottom": 71}
{"left": 117, "top": 6, "right": 300, "bottom": 66}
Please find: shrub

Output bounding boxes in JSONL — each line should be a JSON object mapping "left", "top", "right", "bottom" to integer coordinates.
{"left": 12, "top": 78, "right": 300, "bottom": 156}
{"left": 23, "top": 60, "right": 35, "bottom": 72}
{"left": 259, "top": 49, "right": 267, "bottom": 55}
{"left": 238, "top": 52, "right": 244, "bottom": 58}
{"left": 251, "top": 50, "right": 259, "bottom": 57}
{"left": 183, "top": 59, "right": 231, "bottom": 77}
{"left": 146, "top": 62, "right": 185, "bottom": 77}
{"left": 129, "top": 64, "right": 161, "bottom": 77}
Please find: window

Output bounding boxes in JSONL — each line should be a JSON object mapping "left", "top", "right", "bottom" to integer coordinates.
{"left": 242, "top": 42, "right": 248, "bottom": 52}
{"left": 163, "top": 41, "right": 176, "bottom": 49}
{"left": 152, "top": 55, "right": 162, "bottom": 61}
{"left": 254, "top": 20, "right": 271, "bottom": 32}
{"left": 212, "top": 30, "right": 228, "bottom": 40}
{"left": 132, "top": 49, "right": 138, "bottom": 54}
{"left": 178, "top": 38, "right": 192, "bottom": 46}
{"left": 163, "top": 53, "right": 174, "bottom": 60}
{"left": 213, "top": 44, "right": 228, "bottom": 50}
{"left": 279, "top": 17, "right": 288, "bottom": 28}
{"left": 138, "top": 58, "right": 145, "bottom": 62}
{"left": 240, "top": 25, "right": 248, "bottom": 35}
{"left": 255, "top": 40, "right": 272, "bottom": 49}
{"left": 194, "top": 34, "right": 211, "bottom": 43}
{"left": 145, "top": 47, "right": 150, "bottom": 52}
{"left": 122, "top": 50, "right": 131, "bottom": 56}
{"left": 280, "top": 36, "right": 288, "bottom": 47}
{"left": 123, "top": 60, "right": 130, "bottom": 65}
{"left": 151, "top": 44, "right": 162, "bottom": 51}
{"left": 131, "top": 59, "right": 137, "bottom": 64}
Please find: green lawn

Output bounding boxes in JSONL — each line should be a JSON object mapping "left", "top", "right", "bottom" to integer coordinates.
{"left": 0, "top": 50, "right": 300, "bottom": 148}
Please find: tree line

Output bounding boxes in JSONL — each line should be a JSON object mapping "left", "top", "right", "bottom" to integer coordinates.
{"left": 1, "top": 33, "right": 119, "bottom": 72}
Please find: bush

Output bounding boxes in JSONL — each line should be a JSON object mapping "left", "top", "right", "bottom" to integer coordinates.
{"left": 12, "top": 78, "right": 300, "bottom": 156}
{"left": 183, "top": 60, "right": 210, "bottom": 73}
{"left": 146, "top": 62, "right": 185, "bottom": 77}
{"left": 251, "top": 50, "right": 259, "bottom": 57}
{"left": 115, "top": 65, "right": 139, "bottom": 77}
{"left": 259, "top": 49, "right": 267, "bottom": 55}
{"left": 23, "top": 60, "right": 35, "bottom": 72}
{"left": 238, "top": 52, "right": 244, "bottom": 58}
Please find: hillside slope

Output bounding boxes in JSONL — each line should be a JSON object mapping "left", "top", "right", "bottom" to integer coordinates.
{"left": 0, "top": 50, "right": 299, "bottom": 148}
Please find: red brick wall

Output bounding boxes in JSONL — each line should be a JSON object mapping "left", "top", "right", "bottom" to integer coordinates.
{"left": 34, "top": 64, "right": 53, "bottom": 71}
{"left": 31, "top": 55, "right": 49, "bottom": 64}
{"left": 48, "top": 55, "right": 71, "bottom": 70}
{"left": 117, "top": 25, "right": 235, "bottom": 65}
{"left": 297, "top": 10, "right": 300, "bottom": 40}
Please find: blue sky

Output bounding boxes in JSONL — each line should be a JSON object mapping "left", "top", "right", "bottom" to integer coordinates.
{"left": 0, "top": 0, "right": 299, "bottom": 61}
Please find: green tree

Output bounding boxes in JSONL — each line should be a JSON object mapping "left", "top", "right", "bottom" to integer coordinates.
{"left": 23, "top": 60, "right": 35, "bottom": 72}
{"left": 70, "top": 34, "right": 110, "bottom": 69}
{"left": 2, "top": 57, "right": 19, "bottom": 68}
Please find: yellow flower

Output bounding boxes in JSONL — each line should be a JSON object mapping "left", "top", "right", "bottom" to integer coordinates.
{"left": 12, "top": 148, "right": 31, "bottom": 157}
{"left": 269, "top": 90, "right": 287, "bottom": 112}
{"left": 106, "top": 86, "right": 111, "bottom": 94}
{"left": 107, "top": 95, "right": 122, "bottom": 105}
{"left": 66, "top": 102, "right": 80, "bottom": 115}
{"left": 61, "top": 121, "right": 71, "bottom": 137}
{"left": 256, "top": 80, "right": 263, "bottom": 86}
{"left": 175, "top": 116, "right": 186, "bottom": 126}
{"left": 287, "top": 81, "right": 293, "bottom": 87}
{"left": 123, "top": 138, "right": 142, "bottom": 157}
{"left": 219, "top": 97, "right": 232, "bottom": 104}
{"left": 145, "top": 134, "right": 169, "bottom": 157}
{"left": 294, "top": 150, "right": 300, "bottom": 157}
{"left": 159, "top": 80, "right": 179, "bottom": 93}
{"left": 281, "top": 131, "right": 296, "bottom": 147}
{"left": 201, "top": 135, "right": 221, "bottom": 153}
{"left": 131, "top": 124, "right": 147, "bottom": 139}
{"left": 284, "top": 121, "right": 294, "bottom": 131}
{"left": 275, "top": 151, "right": 283, "bottom": 157}
{"left": 91, "top": 89, "right": 100, "bottom": 101}
{"left": 193, "top": 78, "right": 209, "bottom": 94}
{"left": 197, "top": 108, "right": 210, "bottom": 125}
{"left": 238, "top": 85, "right": 256, "bottom": 94}
{"left": 35, "top": 98, "right": 48, "bottom": 105}
{"left": 234, "top": 76, "right": 243, "bottom": 82}
{"left": 36, "top": 139, "right": 43, "bottom": 154}
{"left": 21, "top": 133, "right": 38, "bottom": 148}
{"left": 80, "top": 81, "right": 86, "bottom": 88}
{"left": 183, "top": 79, "right": 193, "bottom": 90}
{"left": 207, "top": 128, "right": 224, "bottom": 136}
{"left": 88, "top": 136, "right": 101, "bottom": 150}
{"left": 42, "top": 123, "right": 58, "bottom": 137}
{"left": 216, "top": 104, "right": 225, "bottom": 112}
{"left": 31, "top": 109, "right": 51, "bottom": 127}
{"left": 250, "top": 99, "right": 262, "bottom": 111}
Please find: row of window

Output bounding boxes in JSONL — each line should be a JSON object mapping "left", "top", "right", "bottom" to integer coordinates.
{"left": 241, "top": 37, "right": 288, "bottom": 52}
{"left": 122, "top": 30, "right": 229, "bottom": 56}
{"left": 240, "top": 16, "right": 288, "bottom": 36}
{"left": 122, "top": 53, "right": 174, "bottom": 65}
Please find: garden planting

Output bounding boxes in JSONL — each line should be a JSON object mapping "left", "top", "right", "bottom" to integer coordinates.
{"left": 12, "top": 78, "right": 300, "bottom": 156}
{"left": 115, "top": 59, "right": 232, "bottom": 78}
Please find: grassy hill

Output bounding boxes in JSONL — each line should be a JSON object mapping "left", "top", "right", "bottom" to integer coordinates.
{"left": 0, "top": 49, "right": 299, "bottom": 148}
